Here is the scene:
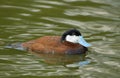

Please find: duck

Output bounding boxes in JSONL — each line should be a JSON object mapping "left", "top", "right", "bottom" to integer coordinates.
{"left": 22, "top": 29, "right": 91, "bottom": 55}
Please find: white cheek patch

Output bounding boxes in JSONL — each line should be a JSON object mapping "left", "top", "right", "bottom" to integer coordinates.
{"left": 66, "top": 35, "right": 79, "bottom": 43}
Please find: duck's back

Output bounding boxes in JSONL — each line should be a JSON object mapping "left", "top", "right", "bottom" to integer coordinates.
{"left": 22, "top": 36, "right": 87, "bottom": 54}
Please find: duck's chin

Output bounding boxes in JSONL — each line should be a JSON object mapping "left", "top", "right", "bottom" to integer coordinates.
{"left": 66, "top": 40, "right": 78, "bottom": 44}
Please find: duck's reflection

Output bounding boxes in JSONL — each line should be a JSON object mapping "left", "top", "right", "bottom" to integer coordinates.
{"left": 30, "top": 51, "right": 88, "bottom": 65}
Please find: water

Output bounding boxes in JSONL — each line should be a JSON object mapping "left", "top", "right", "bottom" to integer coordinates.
{"left": 0, "top": 0, "right": 120, "bottom": 78}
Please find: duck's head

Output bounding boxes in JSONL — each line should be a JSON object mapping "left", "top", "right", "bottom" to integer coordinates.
{"left": 61, "top": 29, "right": 91, "bottom": 47}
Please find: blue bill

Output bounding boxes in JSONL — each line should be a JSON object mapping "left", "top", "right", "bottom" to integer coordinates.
{"left": 79, "top": 36, "right": 91, "bottom": 47}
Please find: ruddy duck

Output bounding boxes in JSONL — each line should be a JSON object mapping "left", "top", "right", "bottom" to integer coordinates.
{"left": 22, "top": 29, "right": 91, "bottom": 54}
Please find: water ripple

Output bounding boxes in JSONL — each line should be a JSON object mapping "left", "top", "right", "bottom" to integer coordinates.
{"left": 34, "top": 0, "right": 68, "bottom": 6}
{"left": 64, "top": 7, "right": 119, "bottom": 21}
{"left": 0, "top": 5, "right": 40, "bottom": 12}
{"left": 41, "top": 17, "right": 86, "bottom": 29}
{"left": 31, "top": 4, "right": 53, "bottom": 8}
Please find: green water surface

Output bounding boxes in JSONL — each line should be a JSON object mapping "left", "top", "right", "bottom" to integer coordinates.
{"left": 0, "top": 0, "right": 120, "bottom": 78}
